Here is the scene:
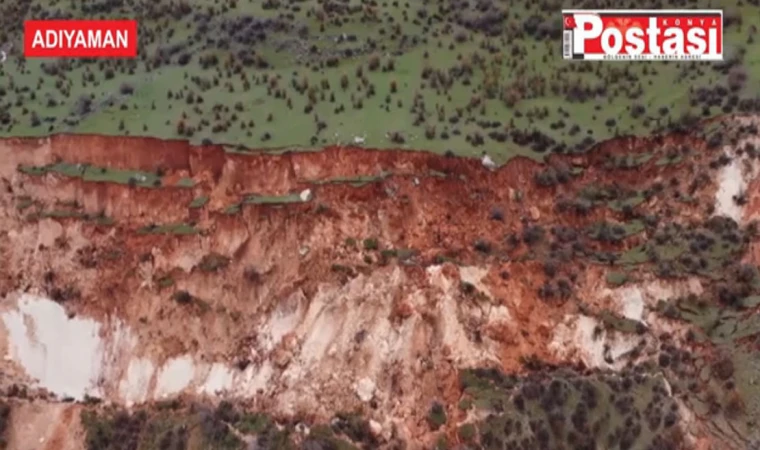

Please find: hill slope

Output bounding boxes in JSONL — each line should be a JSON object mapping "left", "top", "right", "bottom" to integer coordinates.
{"left": 0, "top": 116, "right": 760, "bottom": 448}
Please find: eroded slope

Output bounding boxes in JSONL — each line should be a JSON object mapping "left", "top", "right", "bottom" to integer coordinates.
{"left": 1, "top": 116, "right": 760, "bottom": 449}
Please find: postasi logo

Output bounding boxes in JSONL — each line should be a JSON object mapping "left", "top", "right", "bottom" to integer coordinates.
{"left": 24, "top": 20, "right": 137, "bottom": 58}
{"left": 562, "top": 10, "right": 723, "bottom": 61}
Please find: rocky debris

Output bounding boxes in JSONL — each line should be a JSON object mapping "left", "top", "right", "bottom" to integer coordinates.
{"left": 0, "top": 121, "right": 758, "bottom": 447}
{"left": 369, "top": 419, "right": 383, "bottom": 436}
{"left": 354, "top": 378, "right": 376, "bottom": 403}
{"left": 529, "top": 206, "right": 540, "bottom": 221}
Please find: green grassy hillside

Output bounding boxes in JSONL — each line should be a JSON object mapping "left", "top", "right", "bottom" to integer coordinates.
{"left": 0, "top": 0, "right": 758, "bottom": 163}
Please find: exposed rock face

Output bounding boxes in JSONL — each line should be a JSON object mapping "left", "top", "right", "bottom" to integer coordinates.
{"left": 0, "top": 118, "right": 759, "bottom": 449}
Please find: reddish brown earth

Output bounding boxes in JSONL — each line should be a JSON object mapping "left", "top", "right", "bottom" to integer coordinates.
{"left": 0, "top": 119, "right": 758, "bottom": 449}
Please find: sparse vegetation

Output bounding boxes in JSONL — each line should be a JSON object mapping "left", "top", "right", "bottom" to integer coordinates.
{"left": 1, "top": 0, "right": 755, "bottom": 162}
{"left": 172, "top": 290, "right": 192, "bottom": 304}
{"left": 138, "top": 223, "right": 199, "bottom": 235}
{"left": 473, "top": 238, "right": 491, "bottom": 254}
{"left": 198, "top": 253, "right": 230, "bottom": 272}
{"left": 363, "top": 238, "right": 379, "bottom": 251}
{"left": 458, "top": 423, "right": 476, "bottom": 442}
{"left": 18, "top": 162, "right": 167, "bottom": 189}
{"left": 188, "top": 196, "right": 209, "bottom": 209}
{"left": 156, "top": 276, "right": 174, "bottom": 290}
{"left": 458, "top": 366, "right": 683, "bottom": 449}
{"left": 79, "top": 401, "right": 343, "bottom": 450}
{"left": 427, "top": 402, "right": 447, "bottom": 430}
{"left": 331, "top": 411, "right": 377, "bottom": 445}
{"left": 242, "top": 193, "right": 304, "bottom": 205}
{"left": 460, "top": 281, "right": 476, "bottom": 295}
{"left": 617, "top": 217, "right": 748, "bottom": 276}
{"left": 606, "top": 271, "right": 630, "bottom": 287}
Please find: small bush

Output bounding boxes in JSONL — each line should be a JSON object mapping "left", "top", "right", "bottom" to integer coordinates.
{"left": 434, "top": 434, "right": 450, "bottom": 450}
{"left": 724, "top": 391, "right": 745, "bottom": 419}
{"left": 331, "top": 264, "right": 354, "bottom": 274}
{"left": 535, "top": 169, "right": 558, "bottom": 187}
{"left": 156, "top": 276, "right": 174, "bottom": 289}
{"left": 363, "top": 238, "right": 379, "bottom": 250}
{"left": 458, "top": 423, "right": 476, "bottom": 442}
{"left": 606, "top": 272, "right": 629, "bottom": 287}
{"left": 367, "top": 55, "right": 380, "bottom": 71}
{"left": 473, "top": 239, "right": 491, "bottom": 253}
{"left": 388, "top": 131, "right": 405, "bottom": 144}
{"left": 81, "top": 408, "right": 146, "bottom": 450}
{"left": 332, "top": 412, "right": 376, "bottom": 444}
{"left": 50, "top": 284, "right": 81, "bottom": 303}
{"left": 489, "top": 207, "right": 504, "bottom": 221}
{"left": 427, "top": 402, "right": 447, "bottom": 430}
{"left": 711, "top": 356, "right": 734, "bottom": 380}
{"left": 119, "top": 83, "right": 134, "bottom": 95}
{"left": 173, "top": 290, "right": 193, "bottom": 304}
{"left": 543, "top": 259, "right": 558, "bottom": 277}
{"left": 522, "top": 225, "right": 545, "bottom": 245}
{"left": 198, "top": 253, "right": 230, "bottom": 272}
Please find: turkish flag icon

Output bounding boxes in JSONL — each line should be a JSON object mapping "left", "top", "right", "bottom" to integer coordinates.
{"left": 564, "top": 15, "right": 576, "bottom": 28}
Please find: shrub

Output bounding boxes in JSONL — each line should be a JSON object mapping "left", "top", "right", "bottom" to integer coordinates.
{"left": 30, "top": 112, "right": 41, "bottom": 127}
{"left": 367, "top": 55, "right": 380, "bottom": 71}
{"left": 711, "top": 356, "right": 734, "bottom": 380}
{"left": 201, "top": 405, "right": 244, "bottom": 447}
{"left": 538, "top": 282, "right": 555, "bottom": 300}
{"left": 458, "top": 423, "right": 476, "bottom": 442}
{"left": 434, "top": 434, "right": 450, "bottom": 450}
{"left": 119, "top": 83, "right": 134, "bottom": 95}
{"left": 606, "top": 272, "right": 629, "bottom": 287}
{"left": 427, "top": 402, "right": 447, "bottom": 430}
{"left": 363, "top": 238, "right": 379, "bottom": 250}
{"left": 535, "top": 169, "right": 558, "bottom": 187}
{"left": 724, "top": 391, "right": 745, "bottom": 419}
{"left": 388, "top": 131, "right": 405, "bottom": 144}
{"left": 473, "top": 239, "right": 491, "bottom": 253}
{"left": 522, "top": 225, "right": 545, "bottom": 245}
{"left": 173, "top": 290, "right": 193, "bottom": 304}
{"left": 50, "top": 285, "right": 81, "bottom": 303}
{"left": 198, "top": 253, "right": 230, "bottom": 272}
{"left": 81, "top": 408, "right": 146, "bottom": 450}
{"left": 460, "top": 281, "right": 476, "bottom": 295}
{"left": 332, "top": 412, "right": 376, "bottom": 444}
{"left": 331, "top": 264, "right": 354, "bottom": 275}
{"left": 557, "top": 275, "right": 576, "bottom": 298}
{"left": 543, "top": 259, "right": 558, "bottom": 277}
{"left": 727, "top": 66, "right": 747, "bottom": 92}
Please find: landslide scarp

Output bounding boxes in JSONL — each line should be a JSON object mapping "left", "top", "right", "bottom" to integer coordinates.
{"left": 0, "top": 116, "right": 760, "bottom": 449}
